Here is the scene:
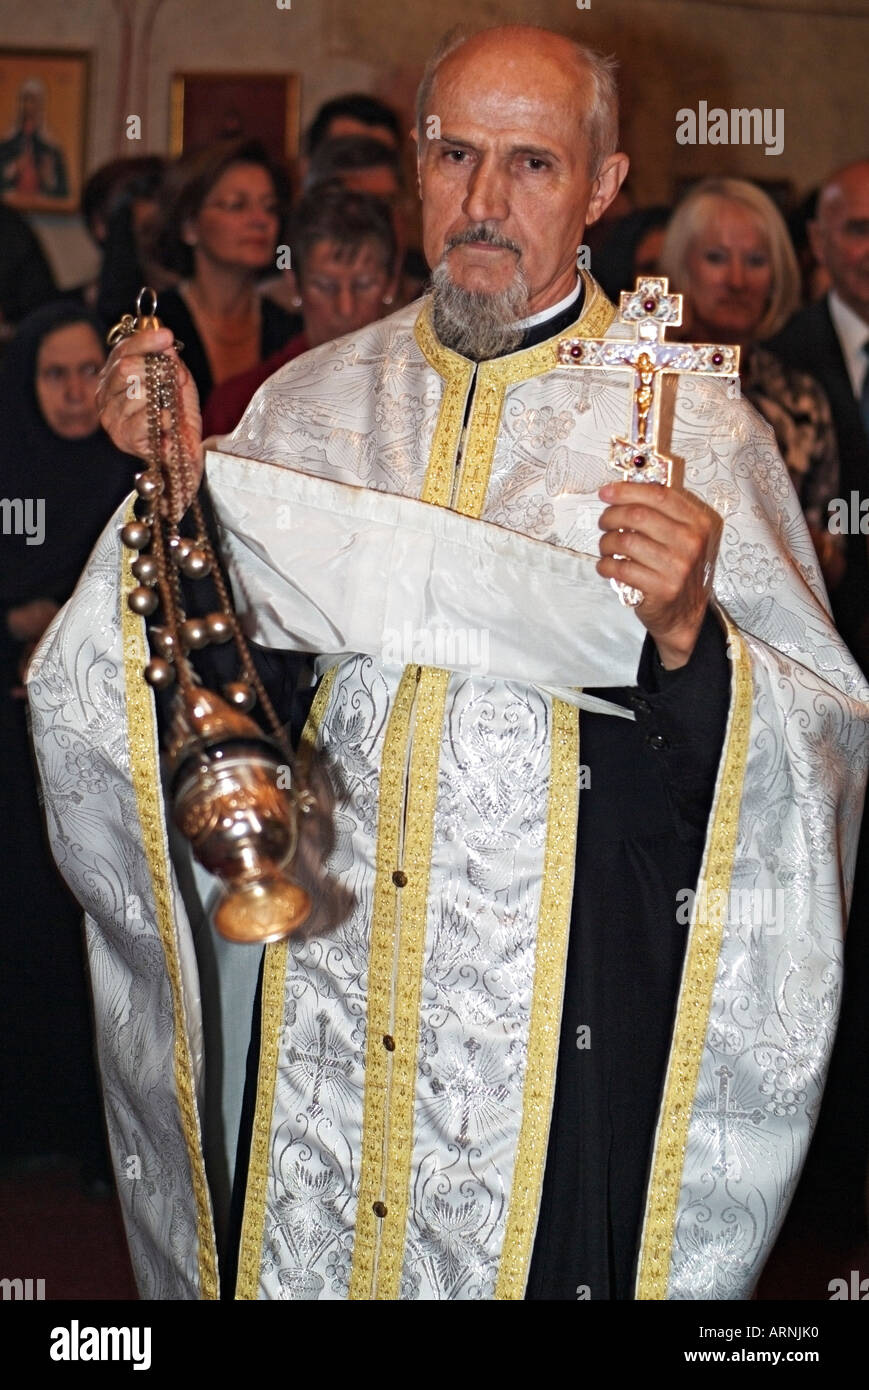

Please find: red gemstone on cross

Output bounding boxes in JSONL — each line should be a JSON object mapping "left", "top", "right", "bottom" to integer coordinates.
{"left": 643, "top": 298, "right": 657, "bottom": 313}
{"left": 570, "top": 343, "right": 583, "bottom": 359}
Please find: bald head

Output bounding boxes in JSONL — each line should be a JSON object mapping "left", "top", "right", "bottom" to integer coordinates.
{"left": 416, "top": 25, "right": 619, "bottom": 179}
{"left": 817, "top": 160, "right": 869, "bottom": 222}
{"left": 413, "top": 22, "right": 629, "bottom": 336}
{"left": 811, "top": 159, "right": 869, "bottom": 322}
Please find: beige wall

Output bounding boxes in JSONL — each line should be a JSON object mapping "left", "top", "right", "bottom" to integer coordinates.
{"left": 2, "top": 0, "right": 867, "bottom": 286}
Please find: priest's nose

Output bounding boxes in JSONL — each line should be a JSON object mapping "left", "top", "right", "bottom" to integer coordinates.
{"left": 463, "top": 155, "right": 509, "bottom": 225}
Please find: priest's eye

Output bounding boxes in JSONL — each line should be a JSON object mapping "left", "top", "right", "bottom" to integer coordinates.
{"left": 443, "top": 148, "right": 469, "bottom": 163}
{"left": 524, "top": 157, "right": 549, "bottom": 171}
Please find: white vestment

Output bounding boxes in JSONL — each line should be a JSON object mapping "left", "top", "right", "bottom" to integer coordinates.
{"left": 28, "top": 278, "right": 869, "bottom": 1300}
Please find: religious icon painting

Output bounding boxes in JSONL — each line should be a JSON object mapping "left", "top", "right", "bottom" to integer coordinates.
{"left": 0, "top": 48, "right": 89, "bottom": 214}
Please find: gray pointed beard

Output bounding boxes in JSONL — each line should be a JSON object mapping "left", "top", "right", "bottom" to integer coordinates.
{"left": 429, "top": 261, "right": 530, "bottom": 361}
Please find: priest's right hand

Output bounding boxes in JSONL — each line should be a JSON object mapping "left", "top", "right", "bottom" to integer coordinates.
{"left": 96, "top": 326, "right": 204, "bottom": 515}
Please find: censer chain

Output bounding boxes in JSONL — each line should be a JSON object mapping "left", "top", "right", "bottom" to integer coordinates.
{"left": 142, "top": 347, "right": 294, "bottom": 763}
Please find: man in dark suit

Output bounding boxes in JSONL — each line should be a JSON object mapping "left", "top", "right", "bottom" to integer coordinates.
{"left": 767, "top": 160, "right": 869, "bottom": 677}
{"left": 767, "top": 159, "right": 869, "bottom": 1250}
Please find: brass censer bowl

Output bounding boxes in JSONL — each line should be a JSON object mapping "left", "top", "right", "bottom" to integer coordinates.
{"left": 169, "top": 688, "right": 311, "bottom": 945}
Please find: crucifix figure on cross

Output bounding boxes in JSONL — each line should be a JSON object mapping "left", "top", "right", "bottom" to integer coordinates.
{"left": 558, "top": 275, "right": 740, "bottom": 606}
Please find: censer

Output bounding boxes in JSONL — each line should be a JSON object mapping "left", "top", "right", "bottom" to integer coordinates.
{"left": 108, "top": 289, "right": 311, "bottom": 945}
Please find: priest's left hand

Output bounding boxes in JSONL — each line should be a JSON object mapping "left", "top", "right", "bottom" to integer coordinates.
{"left": 597, "top": 481, "right": 722, "bottom": 669}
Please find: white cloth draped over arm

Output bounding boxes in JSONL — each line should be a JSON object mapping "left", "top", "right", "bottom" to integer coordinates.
{"left": 205, "top": 449, "right": 646, "bottom": 714}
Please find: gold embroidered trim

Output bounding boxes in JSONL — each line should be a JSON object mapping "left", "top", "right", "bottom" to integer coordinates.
{"left": 634, "top": 621, "right": 753, "bottom": 1300}
{"left": 495, "top": 697, "right": 580, "bottom": 1299}
{"left": 413, "top": 274, "right": 616, "bottom": 519}
{"left": 234, "top": 663, "right": 339, "bottom": 1300}
{"left": 414, "top": 309, "right": 475, "bottom": 507}
{"left": 375, "top": 667, "right": 450, "bottom": 1300}
{"left": 120, "top": 501, "right": 218, "bottom": 1301}
{"left": 455, "top": 367, "right": 509, "bottom": 518}
{"left": 349, "top": 666, "right": 421, "bottom": 1299}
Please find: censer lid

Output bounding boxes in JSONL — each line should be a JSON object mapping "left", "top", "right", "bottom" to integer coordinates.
{"left": 166, "top": 686, "right": 276, "bottom": 767}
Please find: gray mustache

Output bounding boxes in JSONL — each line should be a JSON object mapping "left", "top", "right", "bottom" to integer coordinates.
{"left": 444, "top": 225, "right": 522, "bottom": 256}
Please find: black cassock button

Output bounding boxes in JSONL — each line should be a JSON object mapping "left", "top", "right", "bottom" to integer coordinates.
{"left": 646, "top": 732, "right": 668, "bottom": 751}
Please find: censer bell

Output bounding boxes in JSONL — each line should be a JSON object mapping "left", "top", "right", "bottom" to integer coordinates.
{"left": 111, "top": 288, "right": 312, "bottom": 944}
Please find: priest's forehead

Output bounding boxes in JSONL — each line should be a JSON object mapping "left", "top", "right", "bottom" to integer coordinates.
{"left": 419, "top": 25, "right": 618, "bottom": 177}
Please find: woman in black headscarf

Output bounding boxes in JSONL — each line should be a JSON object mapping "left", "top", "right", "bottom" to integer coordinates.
{"left": 0, "top": 300, "right": 133, "bottom": 1182}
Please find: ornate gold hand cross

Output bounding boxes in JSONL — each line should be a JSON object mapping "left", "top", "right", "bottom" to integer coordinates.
{"left": 558, "top": 276, "right": 740, "bottom": 605}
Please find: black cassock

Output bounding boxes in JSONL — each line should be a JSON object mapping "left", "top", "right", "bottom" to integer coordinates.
{"left": 526, "top": 613, "right": 729, "bottom": 1299}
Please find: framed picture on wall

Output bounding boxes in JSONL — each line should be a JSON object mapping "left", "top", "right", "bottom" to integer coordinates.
{"left": 0, "top": 48, "right": 89, "bottom": 214}
{"left": 169, "top": 72, "right": 300, "bottom": 163}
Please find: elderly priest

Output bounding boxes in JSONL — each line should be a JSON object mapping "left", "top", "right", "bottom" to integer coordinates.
{"left": 28, "top": 25, "right": 869, "bottom": 1301}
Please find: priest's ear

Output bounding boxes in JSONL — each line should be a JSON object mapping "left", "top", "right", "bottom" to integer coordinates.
{"left": 585, "top": 152, "right": 630, "bottom": 227}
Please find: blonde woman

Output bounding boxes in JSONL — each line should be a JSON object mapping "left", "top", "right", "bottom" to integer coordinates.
{"left": 660, "top": 177, "right": 842, "bottom": 588}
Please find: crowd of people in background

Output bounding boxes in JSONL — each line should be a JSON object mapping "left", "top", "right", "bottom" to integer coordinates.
{"left": 1, "top": 86, "right": 867, "bottom": 1241}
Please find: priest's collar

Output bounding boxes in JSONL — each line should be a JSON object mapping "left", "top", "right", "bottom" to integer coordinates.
{"left": 515, "top": 279, "right": 584, "bottom": 350}
{"left": 414, "top": 270, "right": 616, "bottom": 381}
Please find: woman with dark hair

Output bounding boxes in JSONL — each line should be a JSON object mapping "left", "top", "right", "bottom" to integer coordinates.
{"left": 203, "top": 183, "right": 398, "bottom": 436}
{"left": 150, "top": 138, "right": 299, "bottom": 405}
{"left": 0, "top": 301, "right": 134, "bottom": 1182}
